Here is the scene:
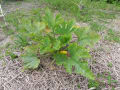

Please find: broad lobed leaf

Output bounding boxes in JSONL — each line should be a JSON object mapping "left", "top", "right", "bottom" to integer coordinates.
{"left": 54, "top": 43, "right": 94, "bottom": 80}
{"left": 68, "top": 43, "right": 91, "bottom": 60}
{"left": 75, "top": 27, "right": 100, "bottom": 47}
{"left": 54, "top": 52, "right": 95, "bottom": 80}
{"left": 22, "top": 55, "right": 40, "bottom": 69}
{"left": 55, "top": 20, "right": 76, "bottom": 35}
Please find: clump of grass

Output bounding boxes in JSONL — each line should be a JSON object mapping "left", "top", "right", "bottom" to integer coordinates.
{"left": 90, "top": 22, "right": 105, "bottom": 32}
{"left": 107, "top": 62, "right": 113, "bottom": 68}
{"left": 88, "top": 79, "right": 100, "bottom": 89}
{"left": 105, "top": 29, "right": 120, "bottom": 43}
{"left": 97, "top": 72, "right": 118, "bottom": 89}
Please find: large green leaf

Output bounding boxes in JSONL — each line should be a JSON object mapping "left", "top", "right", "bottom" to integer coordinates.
{"left": 54, "top": 43, "right": 94, "bottom": 80}
{"left": 54, "top": 53, "right": 95, "bottom": 80}
{"left": 33, "top": 22, "right": 46, "bottom": 33}
{"left": 18, "top": 18, "right": 34, "bottom": 32}
{"left": 22, "top": 55, "right": 40, "bottom": 69}
{"left": 23, "top": 45, "right": 39, "bottom": 55}
{"left": 58, "top": 34, "right": 72, "bottom": 46}
{"left": 52, "top": 40, "right": 61, "bottom": 50}
{"left": 55, "top": 14, "right": 64, "bottom": 26}
{"left": 15, "top": 34, "right": 29, "bottom": 47}
{"left": 68, "top": 43, "right": 91, "bottom": 60}
{"left": 21, "top": 45, "right": 40, "bottom": 69}
{"left": 75, "top": 27, "right": 100, "bottom": 47}
{"left": 39, "top": 36, "right": 61, "bottom": 54}
{"left": 43, "top": 8, "right": 55, "bottom": 28}
{"left": 55, "top": 20, "right": 76, "bottom": 35}
{"left": 73, "top": 60, "right": 95, "bottom": 80}
{"left": 39, "top": 36, "right": 52, "bottom": 54}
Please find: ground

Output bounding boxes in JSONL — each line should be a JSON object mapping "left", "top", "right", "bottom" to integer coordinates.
{"left": 0, "top": 1, "right": 120, "bottom": 90}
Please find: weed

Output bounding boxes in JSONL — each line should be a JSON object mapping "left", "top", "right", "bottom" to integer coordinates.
{"left": 4, "top": 8, "right": 42, "bottom": 36}
{"left": 13, "top": 9, "right": 100, "bottom": 80}
{"left": 88, "top": 79, "right": 100, "bottom": 89}
{"left": 107, "top": 62, "right": 113, "bottom": 67}
{"left": 6, "top": 50, "right": 18, "bottom": 60}
{"left": 105, "top": 29, "right": 120, "bottom": 43}
{"left": 77, "top": 84, "right": 80, "bottom": 89}
{"left": 97, "top": 72, "right": 118, "bottom": 89}
{"left": 107, "top": 73, "right": 117, "bottom": 85}
{"left": 90, "top": 22, "right": 105, "bottom": 32}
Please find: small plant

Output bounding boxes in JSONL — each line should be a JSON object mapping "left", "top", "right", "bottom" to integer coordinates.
{"left": 15, "top": 8, "right": 100, "bottom": 80}
{"left": 107, "top": 72, "right": 117, "bottom": 85}
{"left": 6, "top": 50, "right": 18, "bottom": 60}
{"left": 107, "top": 62, "right": 113, "bottom": 67}
{"left": 105, "top": 29, "right": 120, "bottom": 43}
{"left": 90, "top": 22, "right": 105, "bottom": 32}
{"left": 88, "top": 79, "right": 100, "bottom": 89}
{"left": 97, "top": 72, "right": 118, "bottom": 89}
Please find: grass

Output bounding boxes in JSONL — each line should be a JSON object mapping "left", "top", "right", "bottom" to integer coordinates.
{"left": 90, "top": 22, "right": 106, "bottom": 32}
{"left": 3, "top": 8, "right": 43, "bottom": 35}
{"left": 88, "top": 79, "right": 100, "bottom": 89}
{"left": 107, "top": 62, "right": 113, "bottom": 68}
{"left": 41, "top": 0, "right": 119, "bottom": 23}
{"left": 105, "top": 29, "right": 120, "bottom": 43}
{"left": 96, "top": 72, "right": 118, "bottom": 89}
{"left": 3, "top": 0, "right": 119, "bottom": 24}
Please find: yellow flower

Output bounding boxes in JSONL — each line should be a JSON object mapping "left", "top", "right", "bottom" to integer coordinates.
{"left": 73, "top": 25, "right": 80, "bottom": 29}
{"left": 60, "top": 51, "right": 68, "bottom": 54}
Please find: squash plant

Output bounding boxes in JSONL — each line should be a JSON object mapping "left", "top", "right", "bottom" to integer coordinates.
{"left": 15, "top": 9, "right": 100, "bottom": 80}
